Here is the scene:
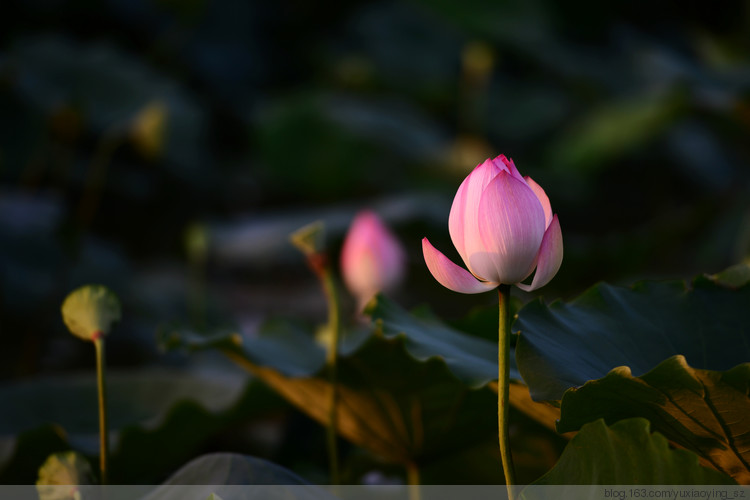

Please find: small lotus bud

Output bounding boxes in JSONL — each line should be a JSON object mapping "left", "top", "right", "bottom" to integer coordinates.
{"left": 340, "top": 211, "right": 406, "bottom": 309}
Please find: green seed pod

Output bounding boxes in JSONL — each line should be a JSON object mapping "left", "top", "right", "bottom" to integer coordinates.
{"left": 36, "top": 451, "right": 93, "bottom": 500}
{"left": 61, "top": 285, "right": 121, "bottom": 341}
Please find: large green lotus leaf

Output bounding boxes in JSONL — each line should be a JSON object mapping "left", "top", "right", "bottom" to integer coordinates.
{"left": 161, "top": 288, "right": 512, "bottom": 394}
{"left": 0, "top": 369, "right": 276, "bottom": 484}
{"left": 557, "top": 356, "right": 750, "bottom": 483}
{"left": 365, "top": 294, "right": 521, "bottom": 388}
{"left": 0, "top": 369, "right": 244, "bottom": 436}
{"left": 365, "top": 297, "right": 563, "bottom": 430}
{"left": 520, "top": 418, "right": 734, "bottom": 497}
{"left": 367, "top": 296, "right": 563, "bottom": 432}
{"left": 162, "top": 320, "right": 499, "bottom": 466}
{"left": 515, "top": 276, "right": 750, "bottom": 401}
{"left": 159, "top": 320, "right": 330, "bottom": 377}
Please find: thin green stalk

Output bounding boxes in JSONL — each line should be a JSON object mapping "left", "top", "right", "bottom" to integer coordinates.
{"left": 498, "top": 285, "right": 515, "bottom": 499}
{"left": 321, "top": 268, "right": 341, "bottom": 485}
{"left": 93, "top": 335, "right": 108, "bottom": 484}
{"left": 406, "top": 461, "right": 421, "bottom": 500}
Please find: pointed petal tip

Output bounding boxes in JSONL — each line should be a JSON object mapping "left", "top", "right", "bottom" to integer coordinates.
{"left": 422, "top": 238, "right": 498, "bottom": 294}
{"left": 492, "top": 154, "right": 524, "bottom": 182}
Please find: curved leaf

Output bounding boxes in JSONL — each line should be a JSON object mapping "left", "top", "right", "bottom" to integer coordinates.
{"left": 153, "top": 453, "right": 315, "bottom": 485}
{"left": 557, "top": 356, "right": 750, "bottom": 483}
{"left": 365, "top": 294, "right": 520, "bottom": 388}
{"left": 159, "top": 321, "right": 328, "bottom": 377}
{"left": 521, "top": 418, "right": 734, "bottom": 494}
{"left": 163, "top": 318, "right": 499, "bottom": 466}
{"left": 0, "top": 369, "right": 267, "bottom": 483}
{"left": 226, "top": 335, "right": 497, "bottom": 465}
{"left": 516, "top": 276, "right": 750, "bottom": 401}
{"left": 365, "top": 297, "right": 561, "bottom": 431}
{"left": 140, "top": 453, "right": 333, "bottom": 500}
{"left": 710, "top": 261, "right": 750, "bottom": 289}
{"left": 0, "top": 369, "right": 244, "bottom": 436}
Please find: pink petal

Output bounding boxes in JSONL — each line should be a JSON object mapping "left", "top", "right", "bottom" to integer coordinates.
{"left": 448, "top": 158, "right": 500, "bottom": 273}
{"left": 493, "top": 155, "right": 526, "bottom": 183}
{"left": 477, "top": 171, "right": 546, "bottom": 284}
{"left": 341, "top": 211, "right": 406, "bottom": 307}
{"left": 524, "top": 176, "right": 553, "bottom": 228}
{"left": 422, "top": 238, "right": 498, "bottom": 294}
{"left": 517, "top": 215, "right": 563, "bottom": 292}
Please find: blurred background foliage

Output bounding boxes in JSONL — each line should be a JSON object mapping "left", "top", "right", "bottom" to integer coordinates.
{"left": 1, "top": 0, "right": 750, "bottom": 485}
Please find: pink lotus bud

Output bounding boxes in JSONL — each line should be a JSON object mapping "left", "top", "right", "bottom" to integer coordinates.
{"left": 423, "top": 155, "right": 562, "bottom": 294}
{"left": 341, "top": 211, "right": 406, "bottom": 308}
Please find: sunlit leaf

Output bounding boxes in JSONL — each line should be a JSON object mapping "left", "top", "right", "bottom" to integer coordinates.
{"left": 709, "top": 261, "right": 750, "bottom": 288}
{"left": 557, "top": 356, "right": 750, "bottom": 483}
{"left": 162, "top": 319, "right": 499, "bottom": 466}
{"left": 520, "top": 418, "right": 734, "bottom": 494}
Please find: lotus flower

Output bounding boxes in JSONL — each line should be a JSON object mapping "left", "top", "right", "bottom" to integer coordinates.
{"left": 341, "top": 210, "right": 406, "bottom": 307}
{"left": 423, "top": 155, "right": 562, "bottom": 293}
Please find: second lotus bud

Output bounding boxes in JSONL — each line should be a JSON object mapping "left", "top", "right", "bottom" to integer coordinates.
{"left": 340, "top": 211, "right": 406, "bottom": 308}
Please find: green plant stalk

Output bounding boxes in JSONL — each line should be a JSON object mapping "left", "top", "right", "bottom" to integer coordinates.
{"left": 321, "top": 267, "right": 341, "bottom": 485}
{"left": 406, "top": 461, "right": 421, "bottom": 500}
{"left": 93, "top": 335, "right": 108, "bottom": 484}
{"left": 498, "top": 285, "right": 516, "bottom": 499}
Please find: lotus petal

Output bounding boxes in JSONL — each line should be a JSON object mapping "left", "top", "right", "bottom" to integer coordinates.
{"left": 477, "top": 171, "right": 545, "bottom": 284}
{"left": 422, "top": 238, "right": 498, "bottom": 294}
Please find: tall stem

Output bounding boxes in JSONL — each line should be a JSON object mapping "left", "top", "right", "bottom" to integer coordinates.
{"left": 93, "top": 336, "right": 108, "bottom": 484}
{"left": 321, "top": 268, "right": 341, "bottom": 485}
{"left": 406, "top": 461, "right": 421, "bottom": 500}
{"left": 498, "top": 285, "right": 515, "bottom": 499}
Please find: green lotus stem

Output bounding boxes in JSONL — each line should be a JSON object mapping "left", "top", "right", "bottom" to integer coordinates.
{"left": 498, "top": 285, "right": 515, "bottom": 499}
{"left": 406, "top": 461, "right": 421, "bottom": 500}
{"left": 321, "top": 267, "right": 341, "bottom": 486}
{"left": 93, "top": 334, "right": 108, "bottom": 484}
